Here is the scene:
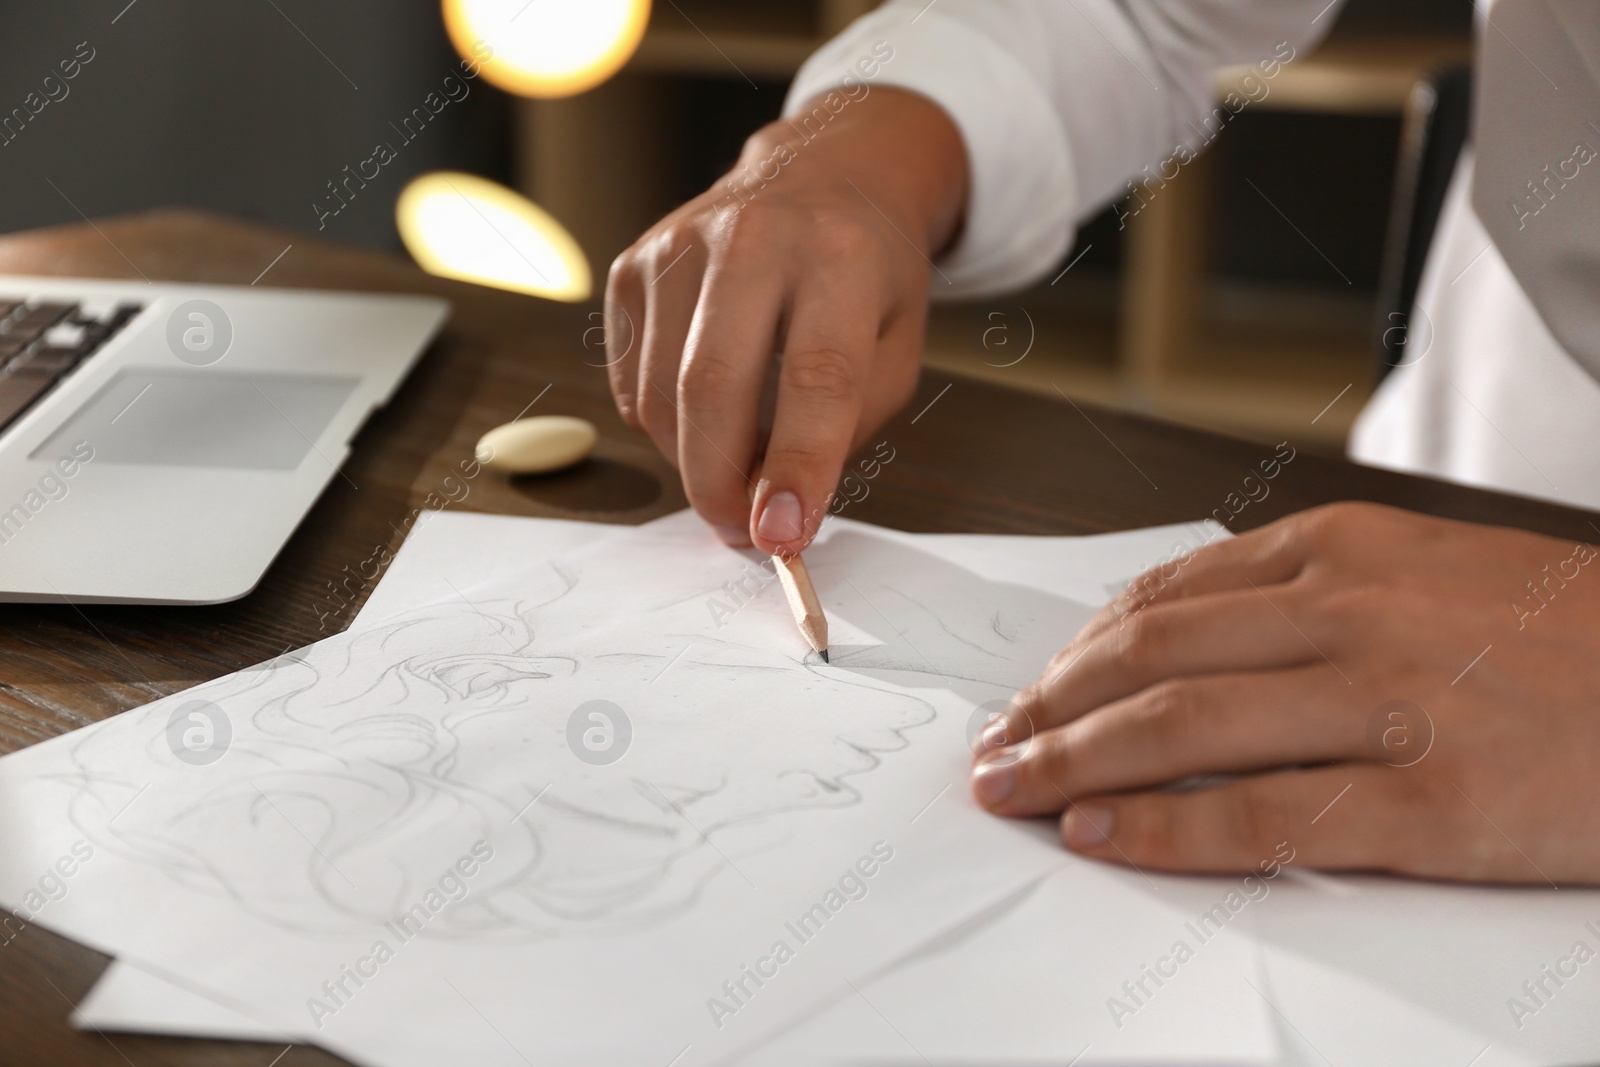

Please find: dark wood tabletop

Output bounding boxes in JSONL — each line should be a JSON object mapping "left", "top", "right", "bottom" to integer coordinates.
{"left": 1, "top": 210, "right": 1595, "bottom": 1067}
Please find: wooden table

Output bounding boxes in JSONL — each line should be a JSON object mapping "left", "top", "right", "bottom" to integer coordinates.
{"left": 1, "top": 211, "right": 1594, "bottom": 1066}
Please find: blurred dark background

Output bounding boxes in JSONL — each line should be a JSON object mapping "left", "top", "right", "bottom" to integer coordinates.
{"left": 0, "top": 1, "right": 512, "bottom": 249}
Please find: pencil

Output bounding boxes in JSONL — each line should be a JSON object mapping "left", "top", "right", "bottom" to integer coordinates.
{"left": 745, "top": 469, "right": 830, "bottom": 662}
{"left": 772, "top": 552, "right": 830, "bottom": 662}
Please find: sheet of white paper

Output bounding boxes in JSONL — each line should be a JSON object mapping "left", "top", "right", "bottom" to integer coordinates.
{"left": 2, "top": 513, "right": 1116, "bottom": 1067}
{"left": 745, "top": 856, "right": 1280, "bottom": 1065}
{"left": 75, "top": 962, "right": 296, "bottom": 1043}
{"left": 81, "top": 861, "right": 1282, "bottom": 1066}
{"left": 1248, "top": 872, "right": 1600, "bottom": 1066}
{"left": 70, "top": 511, "right": 1600, "bottom": 1067}
{"left": 353, "top": 512, "right": 672, "bottom": 630}
{"left": 78, "top": 512, "right": 1283, "bottom": 1065}
{"left": 74, "top": 512, "right": 630, "bottom": 1045}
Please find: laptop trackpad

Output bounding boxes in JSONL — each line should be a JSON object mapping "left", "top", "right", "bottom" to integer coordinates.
{"left": 31, "top": 369, "right": 360, "bottom": 470}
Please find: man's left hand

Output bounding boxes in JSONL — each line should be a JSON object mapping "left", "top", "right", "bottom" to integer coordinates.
{"left": 970, "top": 502, "right": 1600, "bottom": 885}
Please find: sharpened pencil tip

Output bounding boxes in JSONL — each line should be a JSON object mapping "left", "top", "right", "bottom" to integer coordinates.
{"left": 819, "top": 649, "right": 829, "bottom": 664}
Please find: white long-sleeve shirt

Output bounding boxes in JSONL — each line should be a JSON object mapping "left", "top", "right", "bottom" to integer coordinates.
{"left": 785, "top": 0, "right": 1600, "bottom": 512}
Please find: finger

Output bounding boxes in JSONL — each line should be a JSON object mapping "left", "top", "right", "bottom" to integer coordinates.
{"left": 971, "top": 665, "right": 1361, "bottom": 815}
{"left": 1076, "top": 519, "right": 1313, "bottom": 650}
{"left": 984, "top": 584, "right": 1329, "bottom": 755}
{"left": 752, "top": 259, "right": 882, "bottom": 555}
{"left": 633, "top": 234, "right": 706, "bottom": 468}
{"left": 603, "top": 252, "right": 645, "bottom": 430}
{"left": 854, "top": 302, "right": 925, "bottom": 440}
{"left": 1058, "top": 764, "right": 1409, "bottom": 875}
{"left": 675, "top": 258, "right": 784, "bottom": 545}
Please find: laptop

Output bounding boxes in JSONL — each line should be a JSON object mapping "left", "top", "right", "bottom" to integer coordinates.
{"left": 0, "top": 275, "right": 448, "bottom": 604}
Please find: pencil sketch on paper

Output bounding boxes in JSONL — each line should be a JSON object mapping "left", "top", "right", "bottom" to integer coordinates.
{"left": 55, "top": 531, "right": 1094, "bottom": 948}
{"left": 55, "top": 602, "right": 937, "bottom": 943}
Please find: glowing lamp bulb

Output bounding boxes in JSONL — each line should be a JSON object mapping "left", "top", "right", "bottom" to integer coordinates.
{"left": 396, "top": 171, "right": 592, "bottom": 303}
{"left": 443, "top": 0, "right": 651, "bottom": 98}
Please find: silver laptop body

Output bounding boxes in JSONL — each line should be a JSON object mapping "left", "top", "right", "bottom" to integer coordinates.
{"left": 0, "top": 275, "right": 448, "bottom": 604}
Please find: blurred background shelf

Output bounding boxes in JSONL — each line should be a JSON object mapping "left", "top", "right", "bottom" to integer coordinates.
{"left": 0, "top": 0, "right": 1474, "bottom": 458}
{"left": 1222, "top": 32, "right": 1472, "bottom": 114}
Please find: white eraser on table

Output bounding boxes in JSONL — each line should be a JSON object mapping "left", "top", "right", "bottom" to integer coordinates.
{"left": 476, "top": 415, "right": 597, "bottom": 474}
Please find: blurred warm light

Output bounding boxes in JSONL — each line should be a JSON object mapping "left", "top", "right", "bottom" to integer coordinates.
{"left": 396, "top": 172, "right": 592, "bottom": 302}
{"left": 443, "top": 0, "right": 651, "bottom": 99}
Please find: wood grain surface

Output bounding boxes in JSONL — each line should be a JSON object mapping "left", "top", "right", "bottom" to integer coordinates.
{"left": 0, "top": 211, "right": 1593, "bottom": 1067}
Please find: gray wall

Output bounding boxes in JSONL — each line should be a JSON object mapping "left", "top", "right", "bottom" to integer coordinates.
{"left": 0, "top": 0, "right": 510, "bottom": 249}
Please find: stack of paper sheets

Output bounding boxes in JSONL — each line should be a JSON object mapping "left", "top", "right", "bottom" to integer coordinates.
{"left": 2, "top": 511, "right": 1597, "bottom": 1066}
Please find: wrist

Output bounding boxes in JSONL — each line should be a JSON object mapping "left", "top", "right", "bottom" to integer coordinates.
{"left": 737, "top": 86, "right": 968, "bottom": 259}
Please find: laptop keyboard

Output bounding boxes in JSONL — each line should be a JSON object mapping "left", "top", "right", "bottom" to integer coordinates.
{"left": 0, "top": 298, "right": 143, "bottom": 435}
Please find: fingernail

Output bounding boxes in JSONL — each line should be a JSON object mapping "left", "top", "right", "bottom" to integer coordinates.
{"left": 1063, "top": 806, "right": 1115, "bottom": 849}
{"left": 712, "top": 524, "right": 751, "bottom": 547}
{"left": 973, "top": 718, "right": 1009, "bottom": 756}
{"left": 971, "top": 760, "right": 1016, "bottom": 806}
{"left": 756, "top": 491, "right": 803, "bottom": 544}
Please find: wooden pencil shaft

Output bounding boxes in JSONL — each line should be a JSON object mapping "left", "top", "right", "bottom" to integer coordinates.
{"left": 773, "top": 553, "right": 829, "bottom": 655}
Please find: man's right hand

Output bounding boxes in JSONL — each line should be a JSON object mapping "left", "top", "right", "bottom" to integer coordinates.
{"left": 603, "top": 87, "right": 968, "bottom": 554}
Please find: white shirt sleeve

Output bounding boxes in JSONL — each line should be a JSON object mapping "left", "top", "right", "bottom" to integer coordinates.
{"left": 784, "top": 1, "right": 1341, "bottom": 297}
